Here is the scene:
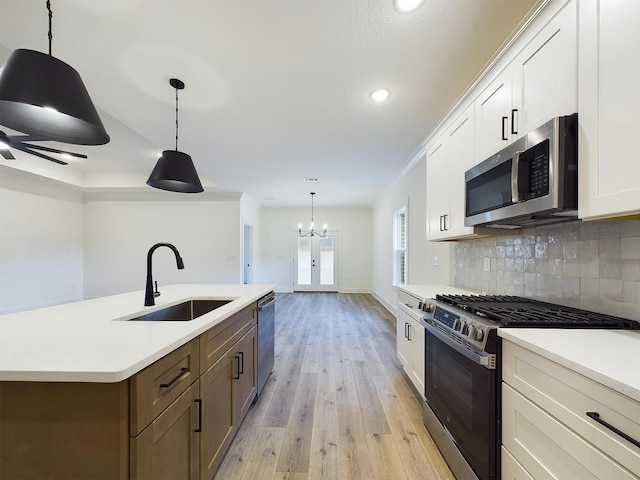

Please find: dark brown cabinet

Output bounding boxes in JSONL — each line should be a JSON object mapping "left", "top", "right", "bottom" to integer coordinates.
{"left": 0, "top": 302, "right": 259, "bottom": 480}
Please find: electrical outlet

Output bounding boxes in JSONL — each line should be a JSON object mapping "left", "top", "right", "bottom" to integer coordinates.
{"left": 433, "top": 255, "right": 439, "bottom": 267}
{"left": 484, "top": 257, "right": 491, "bottom": 272}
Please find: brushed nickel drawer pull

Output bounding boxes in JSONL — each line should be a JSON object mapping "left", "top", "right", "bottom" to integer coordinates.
{"left": 160, "top": 367, "right": 189, "bottom": 388}
{"left": 586, "top": 411, "right": 640, "bottom": 448}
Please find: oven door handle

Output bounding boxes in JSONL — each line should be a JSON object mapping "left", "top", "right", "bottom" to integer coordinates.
{"left": 421, "top": 319, "right": 496, "bottom": 369}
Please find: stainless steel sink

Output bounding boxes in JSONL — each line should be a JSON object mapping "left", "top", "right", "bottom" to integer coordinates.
{"left": 128, "top": 299, "right": 233, "bottom": 321}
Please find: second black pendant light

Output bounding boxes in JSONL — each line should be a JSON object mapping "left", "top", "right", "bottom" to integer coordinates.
{"left": 147, "top": 78, "right": 203, "bottom": 193}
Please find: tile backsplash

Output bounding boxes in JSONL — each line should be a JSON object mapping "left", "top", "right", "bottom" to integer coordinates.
{"left": 453, "top": 220, "right": 640, "bottom": 320}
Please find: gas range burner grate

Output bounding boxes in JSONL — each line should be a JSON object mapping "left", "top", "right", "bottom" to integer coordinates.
{"left": 435, "top": 294, "right": 640, "bottom": 329}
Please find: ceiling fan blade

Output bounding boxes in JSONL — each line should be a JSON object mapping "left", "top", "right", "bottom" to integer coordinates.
{"left": 5, "top": 134, "right": 45, "bottom": 143}
{"left": 12, "top": 144, "right": 68, "bottom": 165}
{"left": 0, "top": 149, "right": 16, "bottom": 160}
{"left": 19, "top": 143, "right": 88, "bottom": 159}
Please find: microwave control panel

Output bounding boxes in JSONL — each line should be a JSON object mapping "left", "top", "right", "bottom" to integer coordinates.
{"left": 519, "top": 139, "right": 550, "bottom": 200}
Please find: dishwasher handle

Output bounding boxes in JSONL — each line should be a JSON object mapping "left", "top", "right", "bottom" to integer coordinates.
{"left": 258, "top": 293, "right": 276, "bottom": 311}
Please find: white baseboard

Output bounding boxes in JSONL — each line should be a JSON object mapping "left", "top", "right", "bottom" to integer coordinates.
{"left": 371, "top": 290, "right": 397, "bottom": 317}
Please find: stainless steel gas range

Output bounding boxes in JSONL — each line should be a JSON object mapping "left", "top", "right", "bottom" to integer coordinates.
{"left": 417, "top": 294, "right": 640, "bottom": 480}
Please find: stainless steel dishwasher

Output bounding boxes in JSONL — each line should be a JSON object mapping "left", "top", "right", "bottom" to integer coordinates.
{"left": 256, "top": 292, "right": 276, "bottom": 396}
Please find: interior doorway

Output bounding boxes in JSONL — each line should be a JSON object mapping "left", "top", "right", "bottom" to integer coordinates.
{"left": 243, "top": 223, "right": 252, "bottom": 284}
{"left": 293, "top": 231, "right": 339, "bottom": 292}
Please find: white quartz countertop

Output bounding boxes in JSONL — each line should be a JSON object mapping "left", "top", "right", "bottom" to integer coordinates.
{"left": 499, "top": 328, "right": 640, "bottom": 402}
{"left": 0, "top": 284, "right": 275, "bottom": 383}
{"left": 396, "top": 284, "right": 478, "bottom": 301}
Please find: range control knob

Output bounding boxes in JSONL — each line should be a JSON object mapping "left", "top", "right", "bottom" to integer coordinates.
{"left": 461, "top": 322, "right": 469, "bottom": 335}
{"left": 422, "top": 302, "right": 434, "bottom": 314}
{"left": 453, "top": 319, "right": 462, "bottom": 331}
{"left": 472, "top": 327, "right": 484, "bottom": 341}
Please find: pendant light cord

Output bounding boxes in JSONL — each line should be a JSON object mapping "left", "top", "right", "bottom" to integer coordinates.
{"left": 311, "top": 192, "right": 315, "bottom": 225}
{"left": 175, "top": 87, "right": 179, "bottom": 151}
{"left": 47, "top": 0, "right": 53, "bottom": 56}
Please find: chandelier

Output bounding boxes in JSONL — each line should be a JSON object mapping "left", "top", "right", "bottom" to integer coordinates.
{"left": 298, "top": 192, "right": 327, "bottom": 237}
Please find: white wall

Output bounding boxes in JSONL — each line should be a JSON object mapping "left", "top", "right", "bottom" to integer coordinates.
{"left": 0, "top": 167, "right": 84, "bottom": 314}
{"left": 371, "top": 156, "right": 454, "bottom": 312}
{"left": 83, "top": 194, "right": 243, "bottom": 298}
{"left": 260, "top": 206, "right": 372, "bottom": 293}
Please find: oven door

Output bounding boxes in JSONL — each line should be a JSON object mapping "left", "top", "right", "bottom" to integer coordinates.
{"left": 424, "top": 324, "right": 498, "bottom": 480}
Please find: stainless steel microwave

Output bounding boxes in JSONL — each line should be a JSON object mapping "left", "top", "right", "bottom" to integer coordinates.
{"left": 464, "top": 113, "right": 578, "bottom": 229}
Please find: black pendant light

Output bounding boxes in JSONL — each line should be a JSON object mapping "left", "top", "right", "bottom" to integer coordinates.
{"left": 0, "top": 1, "right": 109, "bottom": 145}
{"left": 146, "top": 78, "right": 203, "bottom": 193}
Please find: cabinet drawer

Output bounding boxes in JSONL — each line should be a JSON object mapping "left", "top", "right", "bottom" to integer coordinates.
{"left": 502, "top": 384, "right": 638, "bottom": 480}
{"left": 503, "top": 341, "right": 640, "bottom": 475}
{"left": 130, "top": 380, "right": 200, "bottom": 480}
{"left": 501, "top": 446, "right": 534, "bottom": 480}
{"left": 397, "top": 290, "right": 421, "bottom": 310}
{"left": 130, "top": 339, "right": 199, "bottom": 436}
{"left": 200, "top": 304, "right": 256, "bottom": 374}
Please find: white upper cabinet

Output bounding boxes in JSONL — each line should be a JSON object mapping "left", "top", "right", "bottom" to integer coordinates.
{"left": 512, "top": 0, "right": 577, "bottom": 136}
{"left": 476, "top": 68, "right": 514, "bottom": 161}
{"left": 426, "top": 104, "right": 477, "bottom": 241}
{"left": 424, "top": 0, "right": 579, "bottom": 242}
{"left": 426, "top": 136, "right": 449, "bottom": 239}
{"left": 475, "top": 0, "right": 577, "bottom": 161}
{"left": 578, "top": 0, "right": 640, "bottom": 220}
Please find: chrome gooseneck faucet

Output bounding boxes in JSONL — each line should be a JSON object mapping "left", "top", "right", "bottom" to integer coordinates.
{"left": 145, "top": 242, "right": 184, "bottom": 306}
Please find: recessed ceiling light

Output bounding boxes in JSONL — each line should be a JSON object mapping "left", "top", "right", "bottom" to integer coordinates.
{"left": 394, "top": 0, "right": 424, "bottom": 13}
{"left": 370, "top": 88, "right": 391, "bottom": 102}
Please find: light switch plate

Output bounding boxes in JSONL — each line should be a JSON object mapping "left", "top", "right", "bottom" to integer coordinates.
{"left": 433, "top": 255, "right": 439, "bottom": 266}
{"left": 484, "top": 257, "right": 491, "bottom": 272}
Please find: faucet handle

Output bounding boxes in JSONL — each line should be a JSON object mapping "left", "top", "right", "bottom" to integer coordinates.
{"left": 154, "top": 281, "right": 161, "bottom": 298}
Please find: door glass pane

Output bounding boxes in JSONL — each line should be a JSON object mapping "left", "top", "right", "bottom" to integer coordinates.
{"left": 319, "top": 236, "right": 335, "bottom": 285}
{"left": 297, "top": 237, "right": 312, "bottom": 285}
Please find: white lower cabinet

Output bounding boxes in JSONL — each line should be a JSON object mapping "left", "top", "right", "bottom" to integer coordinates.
{"left": 396, "top": 291, "right": 425, "bottom": 394}
{"left": 502, "top": 340, "right": 640, "bottom": 480}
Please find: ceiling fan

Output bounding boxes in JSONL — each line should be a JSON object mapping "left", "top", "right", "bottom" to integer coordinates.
{"left": 0, "top": 130, "right": 87, "bottom": 165}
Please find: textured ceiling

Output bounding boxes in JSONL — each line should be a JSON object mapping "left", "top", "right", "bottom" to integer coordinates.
{"left": 0, "top": 0, "right": 541, "bottom": 206}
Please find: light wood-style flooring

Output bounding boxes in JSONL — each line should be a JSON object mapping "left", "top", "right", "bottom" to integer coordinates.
{"left": 215, "top": 292, "right": 455, "bottom": 480}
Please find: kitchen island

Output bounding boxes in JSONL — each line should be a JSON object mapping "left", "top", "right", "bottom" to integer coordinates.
{"left": 0, "top": 283, "right": 276, "bottom": 480}
{"left": 0, "top": 283, "right": 275, "bottom": 382}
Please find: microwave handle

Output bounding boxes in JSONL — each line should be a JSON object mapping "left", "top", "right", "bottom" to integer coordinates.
{"left": 511, "top": 151, "right": 522, "bottom": 203}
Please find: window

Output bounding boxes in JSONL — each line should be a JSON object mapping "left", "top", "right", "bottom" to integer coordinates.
{"left": 393, "top": 207, "right": 407, "bottom": 285}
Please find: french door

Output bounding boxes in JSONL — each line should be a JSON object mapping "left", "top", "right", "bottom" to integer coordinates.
{"left": 293, "top": 231, "right": 339, "bottom": 292}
